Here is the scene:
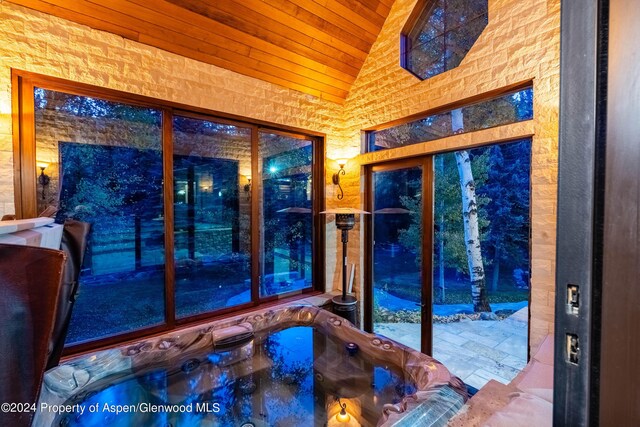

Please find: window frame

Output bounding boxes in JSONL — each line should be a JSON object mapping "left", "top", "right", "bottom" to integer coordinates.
{"left": 400, "top": 0, "right": 488, "bottom": 80}
{"left": 11, "top": 69, "right": 326, "bottom": 355}
{"left": 363, "top": 80, "right": 533, "bottom": 153}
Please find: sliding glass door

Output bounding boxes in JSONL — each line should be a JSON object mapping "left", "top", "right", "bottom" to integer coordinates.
{"left": 172, "top": 116, "right": 253, "bottom": 318}
{"left": 368, "top": 159, "right": 432, "bottom": 354}
{"left": 431, "top": 140, "right": 531, "bottom": 389}
{"left": 366, "top": 140, "right": 531, "bottom": 390}
{"left": 34, "top": 88, "right": 167, "bottom": 344}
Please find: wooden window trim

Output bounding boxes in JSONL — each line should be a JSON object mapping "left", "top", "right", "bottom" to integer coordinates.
{"left": 11, "top": 69, "right": 326, "bottom": 356}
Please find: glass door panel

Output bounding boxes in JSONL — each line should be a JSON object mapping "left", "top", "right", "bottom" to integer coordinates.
{"left": 372, "top": 166, "right": 424, "bottom": 352}
{"left": 33, "top": 88, "right": 166, "bottom": 345}
{"left": 173, "top": 116, "right": 252, "bottom": 318}
{"left": 258, "top": 132, "right": 314, "bottom": 297}
{"left": 432, "top": 140, "right": 531, "bottom": 389}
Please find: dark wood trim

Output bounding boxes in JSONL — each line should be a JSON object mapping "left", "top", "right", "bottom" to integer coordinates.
{"left": 600, "top": 0, "right": 640, "bottom": 423}
{"left": 360, "top": 126, "right": 535, "bottom": 165}
{"left": 18, "top": 76, "right": 37, "bottom": 218}
{"left": 314, "top": 135, "right": 326, "bottom": 292}
{"left": 368, "top": 157, "right": 429, "bottom": 173}
{"left": 11, "top": 73, "right": 23, "bottom": 218}
{"left": 172, "top": 109, "right": 257, "bottom": 130}
{"left": 364, "top": 157, "right": 433, "bottom": 353}
{"left": 162, "top": 108, "right": 176, "bottom": 329}
{"left": 420, "top": 155, "right": 434, "bottom": 355}
{"left": 251, "top": 125, "right": 260, "bottom": 303}
{"left": 363, "top": 163, "right": 373, "bottom": 332}
{"left": 400, "top": 0, "right": 431, "bottom": 35}
{"left": 553, "top": 0, "right": 607, "bottom": 424}
{"left": 362, "top": 80, "right": 533, "bottom": 133}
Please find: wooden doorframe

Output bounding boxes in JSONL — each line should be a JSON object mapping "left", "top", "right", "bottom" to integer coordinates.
{"left": 363, "top": 156, "right": 434, "bottom": 355}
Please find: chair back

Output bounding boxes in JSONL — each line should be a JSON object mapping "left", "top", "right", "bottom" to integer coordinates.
{"left": 0, "top": 244, "right": 65, "bottom": 426}
{"left": 46, "top": 219, "right": 91, "bottom": 369}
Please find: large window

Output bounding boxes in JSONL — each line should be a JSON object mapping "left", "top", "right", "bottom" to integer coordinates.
{"left": 16, "top": 73, "right": 323, "bottom": 350}
{"left": 367, "top": 87, "right": 533, "bottom": 152}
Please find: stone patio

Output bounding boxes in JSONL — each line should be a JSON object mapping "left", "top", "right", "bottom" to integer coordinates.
{"left": 374, "top": 306, "right": 529, "bottom": 390}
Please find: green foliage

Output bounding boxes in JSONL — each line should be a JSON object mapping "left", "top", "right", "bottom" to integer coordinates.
{"left": 65, "top": 177, "right": 124, "bottom": 217}
{"left": 427, "top": 150, "right": 492, "bottom": 276}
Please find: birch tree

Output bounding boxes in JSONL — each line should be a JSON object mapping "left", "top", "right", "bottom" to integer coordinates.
{"left": 452, "top": 109, "right": 491, "bottom": 312}
{"left": 455, "top": 150, "right": 491, "bottom": 312}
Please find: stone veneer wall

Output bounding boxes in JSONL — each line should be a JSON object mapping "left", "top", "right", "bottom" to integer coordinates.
{"left": 0, "top": 0, "right": 560, "bottom": 349}
{"left": 332, "top": 0, "right": 560, "bottom": 349}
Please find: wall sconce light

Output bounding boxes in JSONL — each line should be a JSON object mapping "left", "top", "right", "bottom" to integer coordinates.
{"left": 243, "top": 175, "right": 252, "bottom": 200}
{"left": 37, "top": 161, "right": 50, "bottom": 200}
{"left": 332, "top": 159, "right": 347, "bottom": 200}
{"left": 335, "top": 397, "right": 351, "bottom": 423}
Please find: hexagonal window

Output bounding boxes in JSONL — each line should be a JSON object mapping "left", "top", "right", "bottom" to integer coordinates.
{"left": 401, "top": 0, "right": 488, "bottom": 80}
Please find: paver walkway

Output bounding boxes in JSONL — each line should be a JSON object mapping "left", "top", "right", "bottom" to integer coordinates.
{"left": 375, "top": 306, "right": 529, "bottom": 390}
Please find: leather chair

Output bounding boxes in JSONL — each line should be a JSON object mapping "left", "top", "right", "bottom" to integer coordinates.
{"left": 46, "top": 219, "right": 90, "bottom": 369}
{"left": 0, "top": 244, "right": 66, "bottom": 426}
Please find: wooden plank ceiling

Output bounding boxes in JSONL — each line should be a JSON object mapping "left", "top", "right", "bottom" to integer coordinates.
{"left": 9, "top": 0, "right": 395, "bottom": 103}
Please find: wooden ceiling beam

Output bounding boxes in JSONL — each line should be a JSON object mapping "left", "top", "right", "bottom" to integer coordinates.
{"left": 166, "top": 0, "right": 370, "bottom": 61}
{"left": 89, "top": 0, "right": 356, "bottom": 90}
{"left": 126, "top": 0, "right": 360, "bottom": 82}
{"left": 328, "top": 0, "right": 388, "bottom": 27}
{"left": 310, "top": 0, "right": 383, "bottom": 35}
{"left": 262, "top": 0, "right": 378, "bottom": 45}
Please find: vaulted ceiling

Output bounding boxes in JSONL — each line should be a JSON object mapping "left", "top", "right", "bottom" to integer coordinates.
{"left": 9, "top": 0, "right": 395, "bottom": 103}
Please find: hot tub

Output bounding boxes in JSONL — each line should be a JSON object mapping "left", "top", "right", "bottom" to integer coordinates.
{"left": 35, "top": 306, "right": 467, "bottom": 426}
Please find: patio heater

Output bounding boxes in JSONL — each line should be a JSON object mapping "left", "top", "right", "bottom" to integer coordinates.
{"left": 321, "top": 208, "right": 369, "bottom": 324}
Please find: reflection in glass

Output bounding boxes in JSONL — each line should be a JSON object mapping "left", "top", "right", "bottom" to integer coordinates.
{"left": 372, "top": 167, "right": 423, "bottom": 352}
{"left": 258, "top": 132, "right": 314, "bottom": 297}
{"left": 34, "top": 88, "right": 165, "bottom": 344}
{"left": 432, "top": 139, "right": 531, "bottom": 389}
{"left": 369, "top": 87, "right": 533, "bottom": 152}
{"left": 173, "top": 116, "right": 252, "bottom": 317}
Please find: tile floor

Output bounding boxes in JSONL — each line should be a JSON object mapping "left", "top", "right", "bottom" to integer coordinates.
{"left": 375, "top": 307, "right": 529, "bottom": 390}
